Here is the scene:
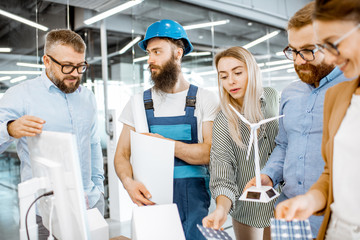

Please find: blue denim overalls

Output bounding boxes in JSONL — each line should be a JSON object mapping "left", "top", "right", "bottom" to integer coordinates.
{"left": 143, "top": 85, "right": 210, "bottom": 240}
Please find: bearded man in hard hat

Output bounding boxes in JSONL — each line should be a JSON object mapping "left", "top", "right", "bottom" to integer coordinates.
{"left": 114, "top": 19, "right": 219, "bottom": 239}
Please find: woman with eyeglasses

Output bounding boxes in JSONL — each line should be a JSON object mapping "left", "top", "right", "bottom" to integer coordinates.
{"left": 202, "top": 46, "right": 279, "bottom": 240}
{"left": 275, "top": 0, "right": 360, "bottom": 239}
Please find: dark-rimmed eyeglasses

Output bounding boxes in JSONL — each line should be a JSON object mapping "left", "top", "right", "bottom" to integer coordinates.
{"left": 283, "top": 46, "right": 320, "bottom": 62}
{"left": 47, "top": 55, "right": 88, "bottom": 74}
{"left": 316, "top": 23, "right": 360, "bottom": 56}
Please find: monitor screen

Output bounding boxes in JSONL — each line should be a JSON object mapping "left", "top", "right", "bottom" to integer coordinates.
{"left": 27, "top": 131, "right": 89, "bottom": 240}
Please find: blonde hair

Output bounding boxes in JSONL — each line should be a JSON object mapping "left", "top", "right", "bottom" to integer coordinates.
{"left": 44, "top": 29, "right": 86, "bottom": 54}
{"left": 215, "top": 46, "right": 264, "bottom": 147}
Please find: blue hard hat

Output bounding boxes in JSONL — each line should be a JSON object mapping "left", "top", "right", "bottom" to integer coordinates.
{"left": 138, "top": 19, "right": 193, "bottom": 55}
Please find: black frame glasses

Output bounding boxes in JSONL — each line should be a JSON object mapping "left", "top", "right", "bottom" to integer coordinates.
{"left": 316, "top": 23, "right": 360, "bottom": 56}
{"left": 47, "top": 55, "right": 88, "bottom": 74}
{"left": 283, "top": 46, "right": 320, "bottom": 62}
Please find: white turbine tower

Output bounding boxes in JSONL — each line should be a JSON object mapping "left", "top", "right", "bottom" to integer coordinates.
{"left": 229, "top": 104, "right": 284, "bottom": 202}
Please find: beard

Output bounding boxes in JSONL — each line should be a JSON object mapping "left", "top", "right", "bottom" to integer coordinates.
{"left": 47, "top": 69, "right": 81, "bottom": 93}
{"left": 149, "top": 54, "right": 181, "bottom": 92}
{"left": 295, "top": 61, "right": 334, "bottom": 85}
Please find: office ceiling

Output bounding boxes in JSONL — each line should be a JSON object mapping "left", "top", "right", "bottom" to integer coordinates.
{"left": 0, "top": 0, "right": 310, "bottom": 91}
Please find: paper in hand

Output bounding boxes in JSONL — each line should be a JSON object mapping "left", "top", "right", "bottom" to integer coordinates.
{"left": 197, "top": 224, "right": 233, "bottom": 240}
{"left": 270, "top": 218, "right": 313, "bottom": 240}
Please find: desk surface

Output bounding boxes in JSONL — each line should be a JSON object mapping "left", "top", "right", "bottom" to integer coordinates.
{"left": 110, "top": 236, "right": 131, "bottom": 240}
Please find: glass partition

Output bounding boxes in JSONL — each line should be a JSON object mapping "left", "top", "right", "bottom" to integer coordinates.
{"left": 0, "top": 0, "right": 304, "bottom": 232}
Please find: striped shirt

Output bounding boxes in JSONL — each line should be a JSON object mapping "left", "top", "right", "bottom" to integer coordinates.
{"left": 209, "top": 87, "right": 279, "bottom": 228}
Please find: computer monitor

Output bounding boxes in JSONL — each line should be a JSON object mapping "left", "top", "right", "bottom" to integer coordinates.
{"left": 27, "top": 131, "right": 90, "bottom": 239}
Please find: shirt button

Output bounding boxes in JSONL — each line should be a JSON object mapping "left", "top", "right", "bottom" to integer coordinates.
{"left": 298, "top": 181, "right": 302, "bottom": 185}
{"left": 306, "top": 109, "right": 311, "bottom": 113}
{"left": 299, "top": 156, "right": 303, "bottom": 160}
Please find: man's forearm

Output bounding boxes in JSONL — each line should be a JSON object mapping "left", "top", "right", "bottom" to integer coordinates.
{"left": 174, "top": 141, "right": 211, "bottom": 165}
{"left": 114, "top": 155, "right": 134, "bottom": 189}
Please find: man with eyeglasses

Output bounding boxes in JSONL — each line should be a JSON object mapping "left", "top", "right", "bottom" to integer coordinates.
{"left": 244, "top": 2, "right": 350, "bottom": 238}
{"left": 0, "top": 29, "right": 104, "bottom": 239}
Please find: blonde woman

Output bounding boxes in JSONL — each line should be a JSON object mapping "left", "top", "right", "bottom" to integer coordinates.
{"left": 202, "top": 46, "right": 279, "bottom": 240}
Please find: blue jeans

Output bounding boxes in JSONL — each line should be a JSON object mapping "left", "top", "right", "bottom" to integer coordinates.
{"left": 174, "top": 178, "right": 210, "bottom": 240}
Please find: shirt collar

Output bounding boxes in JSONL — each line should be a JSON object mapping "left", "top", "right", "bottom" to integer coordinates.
{"left": 318, "top": 67, "right": 342, "bottom": 88}
{"left": 40, "top": 70, "right": 81, "bottom": 93}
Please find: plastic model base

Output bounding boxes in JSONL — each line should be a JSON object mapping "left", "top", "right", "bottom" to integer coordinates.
{"left": 240, "top": 186, "right": 279, "bottom": 203}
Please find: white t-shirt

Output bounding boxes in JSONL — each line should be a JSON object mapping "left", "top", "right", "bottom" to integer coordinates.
{"left": 119, "top": 86, "right": 219, "bottom": 143}
{"left": 332, "top": 94, "right": 360, "bottom": 225}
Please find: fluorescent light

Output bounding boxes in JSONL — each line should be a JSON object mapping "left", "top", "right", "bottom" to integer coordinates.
{"left": 84, "top": 0, "right": 143, "bottom": 25}
{"left": 0, "top": 76, "right": 11, "bottom": 81}
{"left": 243, "top": 30, "right": 280, "bottom": 49}
{"left": 133, "top": 51, "right": 211, "bottom": 63}
{"left": 0, "top": 48, "right": 12, "bottom": 53}
{"left": 10, "top": 76, "right": 27, "bottom": 83}
{"left": 133, "top": 56, "right": 149, "bottom": 63}
{"left": 16, "top": 62, "right": 45, "bottom": 69}
{"left": 184, "top": 20, "right": 230, "bottom": 30}
{"left": 187, "top": 51, "right": 211, "bottom": 57}
{"left": 265, "top": 59, "right": 293, "bottom": 66}
{"left": 89, "top": 36, "right": 142, "bottom": 63}
{"left": 263, "top": 76, "right": 298, "bottom": 81}
{"left": 276, "top": 51, "right": 285, "bottom": 56}
{"left": 254, "top": 54, "right": 271, "bottom": 60}
{"left": 287, "top": 68, "right": 296, "bottom": 73}
{"left": 0, "top": 71, "right": 42, "bottom": 75}
{"left": 257, "top": 63, "right": 265, "bottom": 67}
{"left": 118, "top": 36, "right": 141, "bottom": 54}
{"left": 196, "top": 70, "right": 217, "bottom": 76}
{"left": 261, "top": 64, "right": 294, "bottom": 73}
{"left": 0, "top": 9, "right": 48, "bottom": 31}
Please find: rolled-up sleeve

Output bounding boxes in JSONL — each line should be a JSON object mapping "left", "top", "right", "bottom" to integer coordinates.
{"left": 0, "top": 86, "right": 24, "bottom": 153}
{"left": 261, "top": 94, "right": 287, "bottom": 186}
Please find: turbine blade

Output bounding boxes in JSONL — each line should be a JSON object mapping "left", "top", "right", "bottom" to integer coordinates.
{"left": 229, "top": 104, "right": 251, "bottom": 125}
{"left": 258, "top": 115, "right": 284, "bottom": 125}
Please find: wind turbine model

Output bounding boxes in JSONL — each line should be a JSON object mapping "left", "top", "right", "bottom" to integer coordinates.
{"left": 229, "top": 104, "right": 284, "bottom": 203}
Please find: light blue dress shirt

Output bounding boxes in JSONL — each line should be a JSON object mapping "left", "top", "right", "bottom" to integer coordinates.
{"left": 261, "top": 67, "right": 349, "bottom": 237}
{"left": 0, "top": 72, "right": 104, "bottom": 208}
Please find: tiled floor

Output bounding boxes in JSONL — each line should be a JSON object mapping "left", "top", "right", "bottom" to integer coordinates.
{"left": 0, "top": 154, "right": 235, "bottom": 240}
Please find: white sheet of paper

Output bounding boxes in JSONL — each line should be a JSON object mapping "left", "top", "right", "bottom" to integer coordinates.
{"left": 132, "top": 94, "right": 149, "bottom": 133}
{"left": 130, "top": 131, "right": 175, "bottom": 204}
{"left": 132, "top": 204, "right": 185, "bottom": 240}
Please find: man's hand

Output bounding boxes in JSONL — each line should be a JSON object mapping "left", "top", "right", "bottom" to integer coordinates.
{"left": 243, "top": 174, "right": 273, "bottom": 193}
{"left": 123, "top": 178, "right": 155, "bottom": 206}
{"left": 7, "top": 115, "right": 45, "bottom": 138}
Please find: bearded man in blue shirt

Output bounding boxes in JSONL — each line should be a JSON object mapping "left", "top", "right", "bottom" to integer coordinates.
{"left": 245, "top": 2, "right": 351, "bottom": 238}
{"left": 0, "top": 29, "right": 104, "bottom": 239}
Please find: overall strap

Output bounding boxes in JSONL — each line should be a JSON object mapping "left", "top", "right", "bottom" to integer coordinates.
{"left": 185, "top": 84, "right": 198, "bottom": 116}
{"left": 143, "top": 89, "right": 154, "bottom": 127}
